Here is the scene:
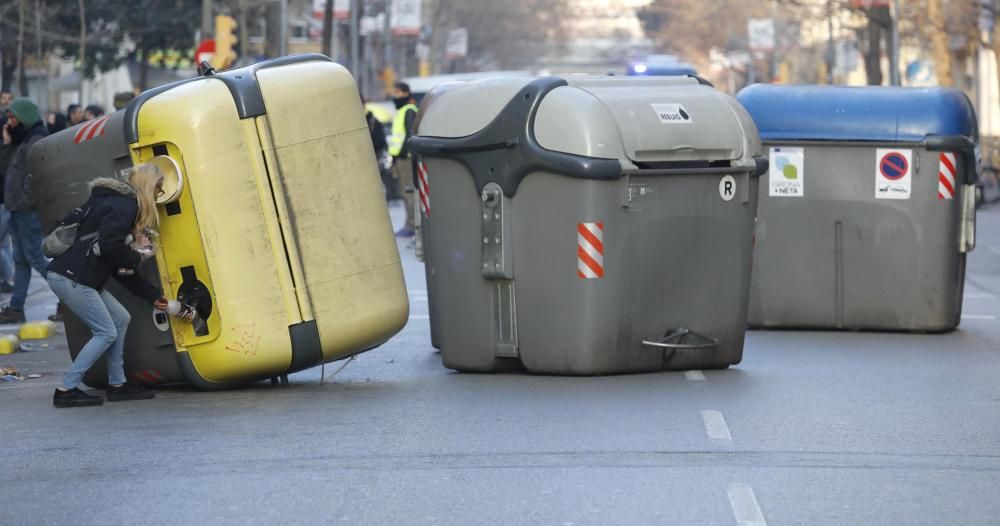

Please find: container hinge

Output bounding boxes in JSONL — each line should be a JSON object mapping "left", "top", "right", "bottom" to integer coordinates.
{"left": 621, "top": 173, "right": 652, "bottom": 210}
{"left": 481, "top": 182, "right": 518, "bottom": 357}
{"left": 492, "top": 280, "right": 518, "bottom": 358}
{"left": 481, "top": 182, "right": 513, "bottom": 279}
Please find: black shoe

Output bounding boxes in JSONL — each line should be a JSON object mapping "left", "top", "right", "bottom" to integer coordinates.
{"left": 0, "top": 281, "right": 12, "bottom": 293}
{"left": 49, "top": 302, "right": 65, "bottom": 322}
{"left": 106, "top": 382, "right": 156, "bottom": 402}
{"left": 53, "top": 388, "right": 104, "bottom": 408}
{"left": 0, "top": 307, "right": 25, "bottom": 325}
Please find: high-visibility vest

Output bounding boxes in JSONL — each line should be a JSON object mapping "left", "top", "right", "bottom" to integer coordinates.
{"left": 389, "top": 103, "right": 418, "bottom": 157}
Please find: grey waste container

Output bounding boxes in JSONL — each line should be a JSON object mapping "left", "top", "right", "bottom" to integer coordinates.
{"left": 737, "top": 85, "right": 978, "bottom": 332}
{"left": 410, "top": 76, "right": 767, "bottom": 374}
{"left": 30, "top": 111, "right": 183, "bottom": 388}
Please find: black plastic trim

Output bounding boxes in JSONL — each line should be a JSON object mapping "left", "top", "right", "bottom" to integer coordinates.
{"left": 753, "top": 155, "right": 769, "bottom": 177}
{"left": 408, "top": 77, "right": 623, "bottom": 197}
{"left": 287, "top": 320, "right": 323, "bottom": 374}
{"left": 621, "top": 158, "right": 766, "bottom": 178}
{"left": 123, "top": 53, "right": 335, "bottom": 144}
{"left": 687, "top": 74, "right": 715, "bottom": 87}
{"left": 762, "top": 135, "right": 976, "bottom": 184}
{"left": 925, "top": 135, "right": 977, "bottom": 184}
{"left": 165, "top": 202, "right": 182, "bottom": 216}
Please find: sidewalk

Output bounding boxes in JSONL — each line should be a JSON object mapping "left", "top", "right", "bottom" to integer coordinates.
{"left": 0, "top": 271, "right": 68, "bottom": 389}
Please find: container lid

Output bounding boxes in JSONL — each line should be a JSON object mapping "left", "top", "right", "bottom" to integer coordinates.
{"left": 737, "top": 84, "right": 978, "bottom": 143}
{"left": 411, "top": 76, "right": 763, "bottom": 196}
{"left": 539, "top": 76, "right": 757, "bottom": 164}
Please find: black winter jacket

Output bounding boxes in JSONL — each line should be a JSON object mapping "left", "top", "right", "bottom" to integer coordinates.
{"left": 0, "top": 120, "right": 49, "bottom": 210}
{"left": 47, "top": 178, "right": 162, "bottom": 303}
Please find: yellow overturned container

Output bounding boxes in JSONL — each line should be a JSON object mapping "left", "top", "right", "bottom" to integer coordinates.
{"left": 31, "top": 55, "right": 409, "bottom": 389}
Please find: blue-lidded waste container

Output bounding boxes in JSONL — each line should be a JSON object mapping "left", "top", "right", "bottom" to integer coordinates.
{"left": 737, "top": 85, "right": 978, "bottom": 332}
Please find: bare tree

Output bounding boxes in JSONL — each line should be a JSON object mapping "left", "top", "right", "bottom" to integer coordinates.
{"left": 15, "top": 0, "right": 24, "bottom": 95}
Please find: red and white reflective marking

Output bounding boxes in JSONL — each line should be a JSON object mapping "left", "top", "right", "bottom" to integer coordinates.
{"left": 938, "top": 152, "right": 957, "bottom": 200}
{"left": 417, "top": 161, "right": 430, "bottom": 216}
{"left": 72, "top": 116, "right": 111, "bottom": 144}
{"left": 577, "top": 222, "right": 605, "bottom": 279}
{"left": 132, "top": 370, "right": 166, "bottom": 384}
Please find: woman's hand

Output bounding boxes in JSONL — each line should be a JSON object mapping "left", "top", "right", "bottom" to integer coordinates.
{"left": 153, "top": 298, "right": 169, "bottom": 311}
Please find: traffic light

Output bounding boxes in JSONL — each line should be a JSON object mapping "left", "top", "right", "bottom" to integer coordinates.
{"left": 212, "top": 15, "right": 238, "bottom": 70}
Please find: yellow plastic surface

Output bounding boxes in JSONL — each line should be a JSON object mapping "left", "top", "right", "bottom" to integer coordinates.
{"left": 129, "top": 59, "right": 408, "bottom": 384}
{"left": 19, "top": 321, "right": 55, "bottom": 340}
{"left": 255, "top": 62, "right": 409, "bottom": 361}
{"left": 0, "top": 335, "right": 18, "bottom": 354}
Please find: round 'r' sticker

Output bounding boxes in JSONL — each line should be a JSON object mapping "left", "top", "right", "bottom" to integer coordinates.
{"left": 719, "top": 175, "right": 737, "bottom": 202}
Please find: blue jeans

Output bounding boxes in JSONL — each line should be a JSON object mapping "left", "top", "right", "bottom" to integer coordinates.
{"left": 48, "top": 273, "right": 131, "bottom": 389}
{"left": 8, "top": 211, "right": 48, "bottom": 310}
{"left": 0, "top": 206, "right": 14, "bottom": 282}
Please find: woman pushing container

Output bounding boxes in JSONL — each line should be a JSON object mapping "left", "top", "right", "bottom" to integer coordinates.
{"left": 48, "top": 164, "right": 193, "bottom": 408}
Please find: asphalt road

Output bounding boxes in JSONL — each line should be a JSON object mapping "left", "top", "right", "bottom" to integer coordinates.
{"left": 1, "top": 202, "right": 998, "bottom": 525}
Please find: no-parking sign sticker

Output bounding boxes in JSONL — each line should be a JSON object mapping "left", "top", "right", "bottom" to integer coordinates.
{"left": 875, "top": 148, "right": 912, "bottom": 200}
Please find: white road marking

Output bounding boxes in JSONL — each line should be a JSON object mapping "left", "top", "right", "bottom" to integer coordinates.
{"left": 961, "top": 314, "right": 996, "bottom": 320}
{"left": 685, "top": 370, "right": 706, "bottom": 381}
{"left": 989, "top": 246, "right": 1000, "bottom": 256}
{"left": 408, "top": 315, "right": 430, "bottom": 320}
{"left": 702, "top": 410, "right": 733, "bottom": 442}
{"left": 409, "top": 297, "right": 428, "bottom": 302}
{"left": 728, "top": 484, "right": 767, "bottom": 526}
{"left": 407, "top": 290, "right": 427, "bottom": 295}
{"left": 965, "top": 293, "right": 996, "bottom": 299}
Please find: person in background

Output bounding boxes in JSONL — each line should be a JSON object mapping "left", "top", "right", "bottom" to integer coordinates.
{"left": 46, "top": 111, "right": 68, "bottom": 134}
{"left": 0, "top": 98, "right": 51, "bottom": 324}
{"left": 113, "top": 92, "right": 135, "bottom": 111}
{"left": 0, "top": 91, "right": 11, "bottom": 127}
{"left": 48, "top": 165, "right": 175, "bottom": 407}
{"left": 366, "top": 102, "right": 399, "bottom": 202}
{"left": 0, "top": 209, "right": 15, "bottom": 294}
{"left": 42, "top": 107, "right": 67, "bottom": 322}
{"left": 67, "top": 103, "right": 84, "bottom": 126}
{"left": 83, "top": 104, "right": 105, "bottom": 121}
{"left": 388, "top": 82, "right": 418, "bottom": 238}
{"left": 0, "top": 92, "right": 14, "bottom": 294}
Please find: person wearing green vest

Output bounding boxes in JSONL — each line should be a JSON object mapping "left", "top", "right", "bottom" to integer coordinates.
{"left": 388, "top": 82, "right": 418, "bottom": 238}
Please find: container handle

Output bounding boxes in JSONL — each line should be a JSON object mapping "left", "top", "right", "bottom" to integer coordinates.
{"left": 642, "top": 328, "right": 719, "bottom": 350}
{"left": 621, "top": 163, "right": 763, "bottom": 178}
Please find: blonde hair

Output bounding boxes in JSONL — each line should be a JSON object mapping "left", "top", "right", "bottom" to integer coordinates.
{"left": 125, "top": 163, "right": 164, "bottom": 233}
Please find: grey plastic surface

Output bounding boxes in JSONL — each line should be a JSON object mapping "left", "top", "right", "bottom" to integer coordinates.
{"left": 415, "top": 77, "right": 534, "bottom": 139}
{"left": 415, "top": 76, "right": 761, "bottom": 374}
{"left": 748, "top": 141, "right": 972, "bottom": 331}
{"left": 561, "top": 76, "right": 753, "bottom": 164}
{"left": 409, "top": 77, "right": 622, "bottom": 197}
{"left": 533, "top": 86, "right": 624, "bottom": 160}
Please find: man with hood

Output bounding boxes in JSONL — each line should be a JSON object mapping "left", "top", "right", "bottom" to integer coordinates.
{"left": 0, "top": 98, "right": 50, "bottom": 323}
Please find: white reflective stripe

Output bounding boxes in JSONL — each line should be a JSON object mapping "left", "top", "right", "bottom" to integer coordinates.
{"left": 577, "top": 259, "right": 598, "bottom": 278}
{"left": 577, "top": 233, "right": 603, "bottom": 261}
{"left": 581, "top": 222, "right": 603, "bottom": 240}
{"left": 93, "top": 116, "right": 111, "bottom": 137}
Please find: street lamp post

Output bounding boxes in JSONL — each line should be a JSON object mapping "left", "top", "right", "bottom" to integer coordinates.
{"left": 279, "top": 0, "right": 288, "bottom": 56}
